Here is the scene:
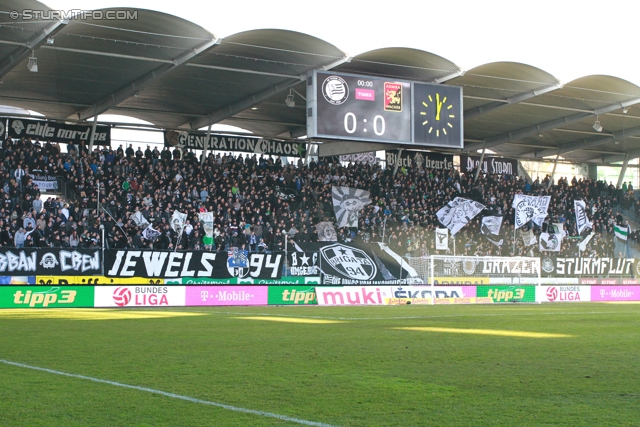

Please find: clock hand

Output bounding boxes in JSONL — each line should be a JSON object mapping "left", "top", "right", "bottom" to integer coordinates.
{"left": 436, "top": 93, "right": 443, "bottom": 121}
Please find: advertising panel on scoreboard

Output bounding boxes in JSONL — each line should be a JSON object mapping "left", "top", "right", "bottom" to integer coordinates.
{"left": 308, "top": 70, "right": 412, "bottom": 144}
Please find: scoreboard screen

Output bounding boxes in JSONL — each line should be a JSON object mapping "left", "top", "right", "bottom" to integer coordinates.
{"left": 306, "top": 70, "right": 462, "bottom": 149}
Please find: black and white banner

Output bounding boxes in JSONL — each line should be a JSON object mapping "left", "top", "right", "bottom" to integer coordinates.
{"left": 385, "top": 150, "right": 453, "bottom": 170}
{"left": 6, "top": 117, "right": 110, "bottom": 145}
{"left": 0, "top": 248, "right": 100, "bottom": 275}
{"left": 288, "top": 252, "right": 319, "bottom": 276}
{"left": 521, "top": 230, "right": 536, "bottom": 247}
{"left": 295, "top": 242, "right": 422, "bottom": 285}
{"left": 435, "top": 228, "right": 449, "bottom": 250}
{"left": 316, "top": 221, "right": 337, "bottom": 241}
{"left": 105, "top": 250, "right": 284, "bottom": 279}
{"left": 459, "top": 155, "right": 518, "bottom": 176}
{"left": 164, "top": 131, "right": 306, "bottom": 157}
{"left": 574, "top": 200, "right": 593, "bottom": 235}
{"left": 481, "top": 216, "right": 504, "bottom": 246}
{"left": 513, "top": 194, "right": 550, "bottom": 229}
{"left": 29, "top": 174, "right": 58, "bottom": 190}
{"left": 541, "top": 257, "right": 639, "bottom": 277}
{"left": 436, "top": 197, "right": 485, "bottom": 236}
{"left": 539, "top": 233, "right": 562, "bottom": 252}
{"left": 332, "top": 186, "right": 371, "bottom": 228}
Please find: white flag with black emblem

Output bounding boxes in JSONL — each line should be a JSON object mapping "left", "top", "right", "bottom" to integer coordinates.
{"left": 436, "top": 197, "right": 485, "bottom": 236}
{"left": 435, "top": 228, "right": 449, "bottom": 250}
{"left": 574, "top": 200, "right": 593, "bottom": 235}
{"left": 332, "top": 186, "right": 371, "bottom": 228}
{"left": 513, "top": 194, "right": 550, "bottom": 229}
{"left": 540, "top": 232, "right": 562, "bottom": 252}
{"left": 170, "top": 211, "right": 187, "bottom": 233}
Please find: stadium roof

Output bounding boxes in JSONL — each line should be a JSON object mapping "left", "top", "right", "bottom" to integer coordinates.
{"left": 2, "top": 1, "right": 640, "bottom": 165}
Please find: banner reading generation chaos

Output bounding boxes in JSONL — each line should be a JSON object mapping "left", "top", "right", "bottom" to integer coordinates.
{"left": 164, "top": 131, "right": 306, "bottom": 157}
{"left": 0, "top": 248, "right": 100, "bottom": 276}
{"left": 104, "top": 250, "right": 284, "bottom": 280}
{"left": 4, "top": 117, "right": 111, "bottom": 145}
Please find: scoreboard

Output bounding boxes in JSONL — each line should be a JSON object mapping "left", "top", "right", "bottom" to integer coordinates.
{"left": 306, "top": 70, "right": 463, "bottom": 149}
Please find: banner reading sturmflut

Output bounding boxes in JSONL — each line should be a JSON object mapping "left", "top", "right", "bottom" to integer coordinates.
{"left": 436, "top": 197, "right": 485, "bottom": 236}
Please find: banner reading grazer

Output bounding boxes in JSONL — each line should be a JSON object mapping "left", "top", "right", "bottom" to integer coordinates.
{"left": 104, "top": 250, "right": 284, "bottom": 280}
{"left": 0, "top": 286, "right": 94, "bottom": 308}
{"left": 540, "top": 257, "right": 638, "bottom": 277}
{"left": 0, "top": 248, "right": 100, "bottom": 276}
{"left": 295, "top": 242, "right": 422, "bottom": 285}
{"left": 6, "top": 117, "right": 110, "bottom": 145}
{"left": 164, "top": 131, "right": 306, "bottom": 157}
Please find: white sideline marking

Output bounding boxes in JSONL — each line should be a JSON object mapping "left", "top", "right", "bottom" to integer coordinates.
{"left": 210, "top": 310, "right": 640, "bottom": 321}
{"left": 0, "top": 359, "right": 338, "bottom": 427}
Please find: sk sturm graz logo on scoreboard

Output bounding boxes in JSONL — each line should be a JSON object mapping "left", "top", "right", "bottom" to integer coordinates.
{"left": 322, "top": 76, "right": 349, "bottom": 105}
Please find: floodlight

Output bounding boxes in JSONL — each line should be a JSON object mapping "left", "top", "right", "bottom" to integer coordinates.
{"left": 285, "top": 89, "right": 295, "bottom": 107}
{"left": 593, "top": 118, "right": 602, "bottom": 132}
{"left": 27, "top": 52, "right": 37, "bottom": 72}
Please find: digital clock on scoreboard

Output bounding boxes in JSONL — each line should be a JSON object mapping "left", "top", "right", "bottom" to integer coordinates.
{"left": 307, "top": 70, "right": 412, "bottom": 144}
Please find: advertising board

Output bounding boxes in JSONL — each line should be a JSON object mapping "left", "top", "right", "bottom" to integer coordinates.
{"left": 94, "top": 286, "right": 185, "bottom": 307}
{"left": 536, "top": 286, "right": 591, "bottom": 303}
{"left": 268, "top": 286, "right": 318, "bottom": 305}
{"left": 0, "top": 286, "right": 94, "bottom": 308}
{"left": 476, "top": 286, "right": 536, "bottom": 303}
{"left": 185, "top": 286, "right": 268, "bottom": 306}
{"left": 590, "top": 286, "right": 640, "bottom": 302}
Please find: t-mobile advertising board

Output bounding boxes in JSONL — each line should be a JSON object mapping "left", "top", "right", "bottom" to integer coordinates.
{"left": 94, "top": 286, "right": 185, "bottom": 307}
{"left": 590, "top": 286, "right": 640, "bottom": 302}
{"left": 185, "top": 286, "right": 268, "bottom": 306}
{"left": 536, "top": 286, "right": 591, "bottom": 303}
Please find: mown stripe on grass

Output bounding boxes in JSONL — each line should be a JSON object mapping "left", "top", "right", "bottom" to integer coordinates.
{"left": 234, "top": 316, "right": 345, "bottom": 324}
{"left": 393, "top": 327, "right": 573, "bottom": 338}
{"left": 0, "top": 359, "right": 339, "bottom": 427}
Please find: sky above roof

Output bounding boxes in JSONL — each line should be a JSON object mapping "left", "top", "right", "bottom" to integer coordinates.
{"left": 46, "top": 0, "right": 640, "bottom": 87}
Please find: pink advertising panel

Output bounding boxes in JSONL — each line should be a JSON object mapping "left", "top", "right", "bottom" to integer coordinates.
{"left": 185, "top": 286, "right": 268, "bottom": 306}
{"left": 591, "top": 286, "right": 640, "bottom": 302}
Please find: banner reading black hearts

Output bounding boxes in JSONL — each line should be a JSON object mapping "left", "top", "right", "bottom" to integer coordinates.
{"left": 294, "top": 242, "right": 422, "bottom": 285}
{"left": 104, "top": 250, "right": 284, "bottom": 280}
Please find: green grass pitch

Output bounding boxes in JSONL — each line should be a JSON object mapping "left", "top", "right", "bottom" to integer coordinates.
{"left": 0, "top": 303, "right": 638, "bottom": 426}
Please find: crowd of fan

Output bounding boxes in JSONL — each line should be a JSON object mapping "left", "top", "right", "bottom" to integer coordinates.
{"left": 0, "top": 136, "right": 637, "bottom": 259}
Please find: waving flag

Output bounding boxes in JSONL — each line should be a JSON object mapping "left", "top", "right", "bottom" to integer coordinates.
{"left": 436, "top": 197, "right": 485, "bottom": 236}
{"left": 574, "top": 200, "right": 593, "bottom": 235}
{"left": 332, "top": 187, "right": 371, "bottom": 228}
{"left": 513, "top": 194, "right": 550, "bottom": 229}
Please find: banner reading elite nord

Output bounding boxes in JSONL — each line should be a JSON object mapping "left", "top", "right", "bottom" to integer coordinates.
{"left": 0, "top": 286, "right": 94, "bottom": 308}
{"left": 6, "top": 117, "right": 111, "bottom": 145}
{"left": 268, "top": 286, "right": 317, "bottom": 305}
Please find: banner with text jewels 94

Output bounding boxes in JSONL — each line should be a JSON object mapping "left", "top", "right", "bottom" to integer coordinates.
{"left": 0, "top": 248, "right": 100, "bottom": 276}
{"left": 540, "top": 257, "right": 639, "bottom": 277}
{"left": 104, "top": 250, "right": 284, "bottom": 280}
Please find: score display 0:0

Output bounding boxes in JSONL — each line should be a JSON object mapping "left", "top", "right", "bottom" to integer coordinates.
{"left": 344, "top": 113, "right": 386, "bottom": 135}
{"left": 357, "top": 80, "right": 373, "bottom": 87}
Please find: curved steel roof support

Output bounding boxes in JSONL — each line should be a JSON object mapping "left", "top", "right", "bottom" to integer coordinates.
{"left": 598, "top": 148, "right": 640, "bottom": 164}
{"left": 188, "top": 55, "right": 351, "bottom": 130}
{"left": 464, "top": 98, "right": 640, "bottom": 153}
{"left": 74, "top": 38, "right": 220, "bottom": 121}
{"left": 187, "top": 78, "right": 302, "bottom": 130}
{"left": 464, "top": 83, "right": 563, "bottom": 120}
{"left": 528, "top": 125, "right": 640, "bottom": 159}
{"left": 0, "top": 19, "right": 68, "bottom": 79}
